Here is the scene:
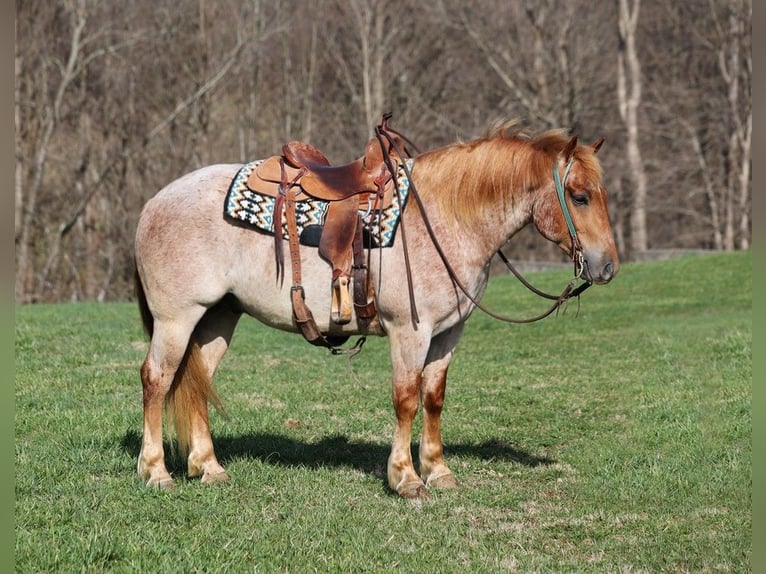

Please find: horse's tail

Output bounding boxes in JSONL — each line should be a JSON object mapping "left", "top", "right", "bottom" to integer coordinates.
{"left": 134, "top": 265, "right": 154, "bottom": 338}
{"left": 166, "top": 341, "right": 224, "bottom": 460}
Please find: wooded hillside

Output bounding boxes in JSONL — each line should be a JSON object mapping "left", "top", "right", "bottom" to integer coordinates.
{"left": 15, "top": 0, "right": 751, "bottom": 302}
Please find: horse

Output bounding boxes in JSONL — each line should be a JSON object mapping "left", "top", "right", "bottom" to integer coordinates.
{"left": 133, "top": 120, "right": 619, "bottom": 498}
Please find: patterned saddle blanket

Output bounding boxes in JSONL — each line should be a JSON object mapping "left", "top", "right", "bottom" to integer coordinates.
{"left": 224, "top": 158, "right": 413, "bottom": 248}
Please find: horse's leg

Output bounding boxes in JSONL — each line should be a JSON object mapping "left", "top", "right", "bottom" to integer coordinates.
{"left": 138, "top": 311, "right": 204, "bottom": 489}
{"left": 184, "top": 301, "right": 241, "bottom": 484}
{"left": 387, "top": 330, "right": 431, "bottom": 498}
{"left": 419, "top": 324, "right": 464, "bottom": 489}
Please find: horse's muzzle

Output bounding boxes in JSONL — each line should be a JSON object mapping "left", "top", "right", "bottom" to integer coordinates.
{"left": 583, "top": 256, "right": 619, "bottom": 285}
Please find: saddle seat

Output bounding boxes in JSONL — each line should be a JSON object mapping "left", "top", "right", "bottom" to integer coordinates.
{"left": 281, "top": 140, "right": 331, "bottom": 169}
{"left": 282, "top": 139, "right": 389, "bottom": 201}
{"left": 246, "top": 135, "right": 401, "bottom": 331}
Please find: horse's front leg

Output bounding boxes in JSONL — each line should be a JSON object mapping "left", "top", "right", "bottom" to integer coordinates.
{"left": 419, "top": 324, "right": 464, "bottom": 489}
{"left": 389, "top": 370, "right": 426, "bottom": 498}
{"left": 387, "top": 332, "right": 430, "bottom": 498}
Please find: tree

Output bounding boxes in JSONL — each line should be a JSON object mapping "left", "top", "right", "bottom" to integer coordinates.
{"left": 718, "top": 0, "right": 752, "bottom": 250}
{"left": 14, "top": 0, "right": 751, "bottom": 303}
{"left": 617, "top": 0, "right": 648, "bottom": 254}
{"left": 640, "top": 0, "right": 751, "bottom": 251}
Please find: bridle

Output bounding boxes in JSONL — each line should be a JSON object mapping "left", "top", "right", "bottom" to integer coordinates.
{"left": 553, "top": 157, "right": 587, "bottom": 282}
{"left": 375, "top": 119, "right": 592, "bottom": 326}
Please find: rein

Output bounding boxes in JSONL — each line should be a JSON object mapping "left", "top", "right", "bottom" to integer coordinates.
{"left": 375, "top": 120, "right": 591, "bottom": 325}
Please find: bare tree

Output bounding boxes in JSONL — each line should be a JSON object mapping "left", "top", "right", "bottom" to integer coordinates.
{"left": 14, "top": 0, "right": 751, "bottom": 303}
{"left": 717, "top": 0, "right": 752, "bottom": 250}
{"left": 314, "top": 0, "right": 403, "bottom": 148}
{"left": 15, "top": 0, "right": 124, "bottom": 301}
{"left": 15, "top": 0, "right": 255, "bottom": 301}
{"left": 617, "top": 0, "right": 648, "bottom": 254}
{"left": 640, "top": 0, "right": 751, "bottom": 251}
{"left": 455, "top": 1, "right": 570, "bottom": 128}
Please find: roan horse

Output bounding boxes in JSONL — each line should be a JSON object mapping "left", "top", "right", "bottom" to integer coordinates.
{"left": 134, "top": 119, "right": 619, "bottom": 498}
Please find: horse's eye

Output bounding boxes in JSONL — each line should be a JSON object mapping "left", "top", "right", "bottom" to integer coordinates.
{"left": 571, "top": 193, "right": 589, "bottom": 206}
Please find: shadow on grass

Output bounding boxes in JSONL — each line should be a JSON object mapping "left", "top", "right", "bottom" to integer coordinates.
{"left": 121, "top": 430, "right": 554, "bottom": 479}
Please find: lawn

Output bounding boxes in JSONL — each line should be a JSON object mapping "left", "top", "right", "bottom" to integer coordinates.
{"left": 15, "top": 251, "right": 751, "bottom": 572}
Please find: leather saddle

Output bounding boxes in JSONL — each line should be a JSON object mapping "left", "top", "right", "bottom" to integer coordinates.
{"left": 246, "top": 134, "right": 404, "bottom": 335}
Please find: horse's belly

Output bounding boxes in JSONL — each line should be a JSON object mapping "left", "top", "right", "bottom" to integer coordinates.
{"left": 231, "top": 243, "right": 386, "bottom": 337}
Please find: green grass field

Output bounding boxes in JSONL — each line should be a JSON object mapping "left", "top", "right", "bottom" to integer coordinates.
{"left": 15, "top": 252, "right": 751, "bottom": 572}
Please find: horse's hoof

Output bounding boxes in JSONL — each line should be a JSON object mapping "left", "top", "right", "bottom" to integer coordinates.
{"left": 397, "top": 481, "right": 429, "bottom": 499}
{"left": 201, "top": 470, "right": 230, "bottom": 485}
{"left": 427, "top": 473, "right": 459, "bottom": 490}
{"left": 146, "top": 477, "right": 176, "bottom": 491}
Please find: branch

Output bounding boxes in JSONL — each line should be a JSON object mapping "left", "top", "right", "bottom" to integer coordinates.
{"left": 57, "top": 34, "right": 252, "bottom": 239}
{"left": 458, "top": 8, "right": 552, "bottom": 125}
{"left": 142, "top": 35, "right": 249, "bottom": 145}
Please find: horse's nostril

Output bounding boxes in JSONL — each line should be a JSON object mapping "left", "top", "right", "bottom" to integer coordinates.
{"left": 602, "top": 262, "right": 614, "bottom": 280}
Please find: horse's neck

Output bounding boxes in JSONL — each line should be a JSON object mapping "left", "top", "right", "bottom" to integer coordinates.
{"left": 411, "top": 157, "right": 536, "bottom": 266}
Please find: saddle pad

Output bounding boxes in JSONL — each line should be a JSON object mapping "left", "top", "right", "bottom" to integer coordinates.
{"left": 224, "top": 159, "right": 413, "bottom": 248}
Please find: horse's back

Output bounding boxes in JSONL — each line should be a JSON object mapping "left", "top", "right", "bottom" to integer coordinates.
{"left": 134, "top": 163, "right": 332, "bottom": 332}
{"left": 139, "top": 163, "right": 241, "bottom": 219}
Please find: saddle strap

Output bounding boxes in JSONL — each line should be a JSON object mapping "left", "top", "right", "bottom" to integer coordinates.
{"left": 375, "top": 126, "right": 419, "bottom": 326}
{"left": 274, "top": 162, "right": 306, "bottom": 286}
{"left": 284, "top": 178, "right": 325, "bottom": 345}
{"left": 352, "top": 216, "right": 376, "bottom": 321}
{"left": 283, "top": 160, "right": 369, "bottom": 352}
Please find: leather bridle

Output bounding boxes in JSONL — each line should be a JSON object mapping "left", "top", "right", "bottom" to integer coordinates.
{"left": 553, "top": 157, "right": 587, "bottom": 282}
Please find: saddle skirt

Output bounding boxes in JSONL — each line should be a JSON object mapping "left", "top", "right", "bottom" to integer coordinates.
{"left": 224, "top": 158, "right": 413, "bottom": 248}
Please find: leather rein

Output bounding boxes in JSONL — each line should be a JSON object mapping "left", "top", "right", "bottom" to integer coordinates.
{"left": 375, "top": 121, "right": 592, "bottom": 326}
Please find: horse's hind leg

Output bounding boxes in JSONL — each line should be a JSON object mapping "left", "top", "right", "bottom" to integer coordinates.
{"left": 139, "top": 312, "right": 205, "bottom": 489}
{"left": 182, "top": 301, "right": 241, "bottom": 484}
{"left": 419, "top": 324, "right": 464, "bottom": 489}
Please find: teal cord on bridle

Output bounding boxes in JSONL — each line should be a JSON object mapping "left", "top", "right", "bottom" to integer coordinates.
{"left": 553, "top": 158, "right": 586, "bottom": 280}
{"left": 553, "top": 158, "right": 576, "bottom": 239}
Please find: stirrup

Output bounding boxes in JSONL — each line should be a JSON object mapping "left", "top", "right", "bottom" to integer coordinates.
{"left": 331, "top": 275, "right": 353, "bottom": 325}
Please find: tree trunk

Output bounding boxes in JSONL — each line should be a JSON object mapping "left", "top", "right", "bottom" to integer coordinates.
{"left": 301, "top": 9, "right": 319, "bottom": 142}
{"left": 738, "top": 111, "right": 751, "bottom": 250}
{"left": 719, "top": 0, "right": 751, "bottom": 251}
{"left": 617, "top": 0, "right": 647, "bottom": 254}
{"left": 350, "top": 0, "right": 386, "bottom": 130}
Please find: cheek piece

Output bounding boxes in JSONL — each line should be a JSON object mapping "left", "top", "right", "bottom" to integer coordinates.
{"left": 553, "top": 158, "right": 585, "bottom": 279}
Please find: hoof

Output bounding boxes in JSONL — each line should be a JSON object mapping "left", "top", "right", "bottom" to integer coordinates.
{"left": 201, "top": 470, "right": 230, "bottom": 485}
{"left": 397, "top": 481, "right": 429, "bottom": 499}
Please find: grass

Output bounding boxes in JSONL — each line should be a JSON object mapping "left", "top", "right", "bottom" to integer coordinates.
{"left": 15, "top": 251, "right": 751, "bottom": 572}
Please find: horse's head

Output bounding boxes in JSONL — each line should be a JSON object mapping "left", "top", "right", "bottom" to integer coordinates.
{"left": 532, "top": 136, "right": 619, "bottom": 285}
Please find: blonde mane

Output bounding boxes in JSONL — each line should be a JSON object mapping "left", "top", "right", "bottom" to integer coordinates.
{"left": 412, "top": 121, "right": 603, "bottom": 227}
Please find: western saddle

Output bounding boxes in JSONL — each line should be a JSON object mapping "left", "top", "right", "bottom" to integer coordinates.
{"left": 245, "top": 115, "right": 413, "bottom": 349}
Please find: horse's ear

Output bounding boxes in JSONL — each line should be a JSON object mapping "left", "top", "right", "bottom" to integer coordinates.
{"left": 562, "top": 135, "right": 578, "bottom": 162}
{"left": 592, "top": 138, "right": 605, "bottom": 154}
